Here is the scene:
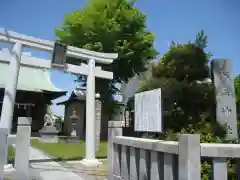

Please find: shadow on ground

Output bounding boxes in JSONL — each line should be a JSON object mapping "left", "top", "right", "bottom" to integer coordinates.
{"left": 9, "top": 156, "right": 107, "bottom": 164}
{"left": 29, "top": 156, "right": 107, "bottom": 163}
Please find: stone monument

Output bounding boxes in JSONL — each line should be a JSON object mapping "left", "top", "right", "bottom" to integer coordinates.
{"left": 95, "top": 93, "right": 101, "bottom": 152}
{"left": 40, "top": 114, "right": 59, "bottom": 143}
{"left": 211, "top": 59, "right": 238, "bottom": 140}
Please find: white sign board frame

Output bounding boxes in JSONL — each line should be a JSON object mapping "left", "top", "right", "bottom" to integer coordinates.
{"left": 134, "top": 88, "right": 162, "bottom": 132}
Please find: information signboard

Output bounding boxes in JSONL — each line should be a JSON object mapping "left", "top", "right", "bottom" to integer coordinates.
{"left": 134, "top": 88, "right": 162, "bottom": 132}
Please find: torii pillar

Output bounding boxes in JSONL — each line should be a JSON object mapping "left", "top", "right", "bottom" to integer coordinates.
{"left": 81, "top": 59, "right": 98, "bottom": 165}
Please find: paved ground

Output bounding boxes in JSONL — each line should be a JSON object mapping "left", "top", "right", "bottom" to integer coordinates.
{"left": 29, "top": 147, "right": 84, "bottom": 180}
{"left": 6, "top": 145, "right": 108, "bottom": 180}
{"left": 4, "top": 168, "right": 44, "bottom": 180}
{"left": 7, "top": 145, "right": 84, "bottom": 180}
{"left": 59, "top": 159, "right": 108, "bottom": 180}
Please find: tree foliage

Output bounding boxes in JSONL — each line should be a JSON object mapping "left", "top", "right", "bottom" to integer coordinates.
{"left": 234, "top": 75, "right": 240, "bottom": 104}
{"left": 135, "top": 31, "right": 218, "bottom": 133}
{"left": 55, "top": 0, "right": 158, "bottom": 113}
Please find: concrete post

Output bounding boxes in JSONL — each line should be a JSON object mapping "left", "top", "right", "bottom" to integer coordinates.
{"left": 178, "top": 134, "right": 201, "bottom": 180}
{"left": 0, "top": 128, "right": 8, "bottom": 180}
{"left": 81, "top": 59, "right": 99, "bottom": 166}
{"left": 107, "top": 121, "right": 122, "bottom": 180}
{"left": 13, "top": 117, "right": 32, "bottom": 180}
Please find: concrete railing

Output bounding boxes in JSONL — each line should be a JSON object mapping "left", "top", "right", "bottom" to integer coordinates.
{"left": 108, "top": 121, "right": 240, "bottom": 180}
{"left": 0, "top": 117, "right": 32, "bottom": 180}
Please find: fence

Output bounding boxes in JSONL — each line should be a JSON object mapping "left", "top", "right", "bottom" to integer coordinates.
{"left": 0, "top": 117, "right": 32, "bottom": 180}
{"left": 108, "top": 121, "right": 240, "bottom": 180}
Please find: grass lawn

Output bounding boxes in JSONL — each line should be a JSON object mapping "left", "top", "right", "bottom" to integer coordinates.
{"left": 8, "top": 146, "right": 15, "bottom": 162}
{"left": 31, "top": 139, "right": 108, "bottom": 160}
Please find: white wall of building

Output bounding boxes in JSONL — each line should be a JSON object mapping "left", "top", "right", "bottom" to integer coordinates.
{"left": 120, "top": 69, "right": 151, "bottom": 105}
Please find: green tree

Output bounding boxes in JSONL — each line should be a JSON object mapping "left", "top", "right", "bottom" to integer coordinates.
{"left": 234, "top": 75, "right": 240, "bottom": 123}
{"left": 55, "top": 0, "right": 158, "bottom": 114}
{"left": 135, "top": 31, "right": 218, "bottom": 133}
{"left": 234, "top": 75, "right": 240, "bottom": 104}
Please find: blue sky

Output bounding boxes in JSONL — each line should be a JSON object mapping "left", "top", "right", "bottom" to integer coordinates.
{"left": 0, "top": 0, "right": 239, "bottom": 116}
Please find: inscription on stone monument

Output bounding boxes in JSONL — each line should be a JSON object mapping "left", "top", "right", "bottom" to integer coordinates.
{"left": 134, "top": 88, "right": 162, "bottom": 132}
{"left": 211, "top": 59, "right": 238, "bottom": 140}
{"left": 95, "top": 100, "right": 102, "bottom": 152}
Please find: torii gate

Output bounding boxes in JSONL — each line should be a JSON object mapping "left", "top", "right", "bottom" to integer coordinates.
{"left": 0, "top": 28, "right": 118, "bottom": 167}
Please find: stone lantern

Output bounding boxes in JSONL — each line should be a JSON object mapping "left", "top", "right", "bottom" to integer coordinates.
{"left": 70, "top": 107, "right": 79, "bottom": 137}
